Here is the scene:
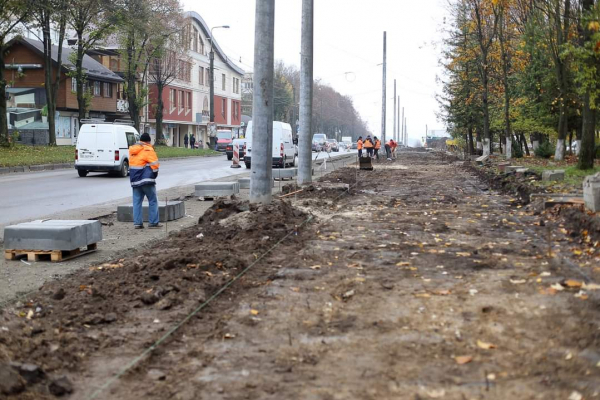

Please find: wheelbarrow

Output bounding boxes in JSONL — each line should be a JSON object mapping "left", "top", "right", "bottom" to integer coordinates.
{"left": 359, "top": 155, "right": 373, "bottom": 171}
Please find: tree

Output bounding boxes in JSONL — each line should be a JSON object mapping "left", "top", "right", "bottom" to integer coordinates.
{"left": 0, "top": 0, "right": 32, "bottom": 145}
{"left": 33, "top": 0, "right": 68, "bottom": 146}
{"left": 148, "top": 18, "right": 191, "bottom": 145}
{"left": 115, "top": 0, "right": 182, "bottom": 131}
{"left": 68, "top": 0, "right": 116, "bottom": 124}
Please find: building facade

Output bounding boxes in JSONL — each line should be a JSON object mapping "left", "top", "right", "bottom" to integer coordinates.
{"left": 3, "top": 38, "right": 124, "bottom": 145}
{"left": 146, "top": 11, "right": 244, "bottom": 148}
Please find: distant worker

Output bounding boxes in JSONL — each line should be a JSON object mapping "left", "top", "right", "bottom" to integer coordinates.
{"left": 364, "top": 136, "right": 374, "bottom": 158}
{"left": 389, "top": 139, "right": 398, "bottom": 159}
{"left": 184, "top": 134, "right": 189, "bottom": 148}
{"left": 357, "top": 136, "right": 363, "bottom": 158}
{"left": 190, "top": 134, "right": 196, "bottom": 149}
{"left": 374, "top": 136, "right": 381, "bottom": 159}
{"left": 129, "top": 133, "right": 162, "bottom": 229}
{"left": 385, "top": 140, "right": 392, "bottom": 160}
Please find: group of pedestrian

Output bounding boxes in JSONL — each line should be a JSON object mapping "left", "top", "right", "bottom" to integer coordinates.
{"left": 357, "top": 135, "right": 396, "bottom": 160}
{"left": 183, "top": 134, "right": 196, "bottom": 149}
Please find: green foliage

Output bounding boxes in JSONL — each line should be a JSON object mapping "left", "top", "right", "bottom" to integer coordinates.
{"left": 534, "top": 141, "right": 555, "bottom": 159}
{"left": 40, "top": 105, "right": 48, "bottom": 117}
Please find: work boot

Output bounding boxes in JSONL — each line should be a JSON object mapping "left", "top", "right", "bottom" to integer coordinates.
{"left": 148, "top": 224, "right": 163, "bottom": 229}
{"left": 134, "top": 225, "right": 144, "bottom": 229}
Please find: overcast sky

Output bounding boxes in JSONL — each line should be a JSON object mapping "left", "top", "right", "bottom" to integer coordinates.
{"left": 182, "top": 0, "right": 447, "bottom": 145}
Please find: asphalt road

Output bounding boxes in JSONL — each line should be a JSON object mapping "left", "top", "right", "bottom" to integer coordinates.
{"left": 0, "top": 150, "right": 354, "bottom": 226}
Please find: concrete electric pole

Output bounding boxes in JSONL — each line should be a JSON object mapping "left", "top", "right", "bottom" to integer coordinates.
{"left": 250, "top": 0, "right": 275, "bottom": 204}
{"left": 298, "top": 0, "right": 314, "bottom": 185}
{"left": 393, "top": 79, "right": 396, "bottom": 144}
{"left": 401, "top": 107, "right": 405, "bottom": 145}
{"left": 381, "top": 31, "right": 387, "bottom": 143}
{"left": 397, "top": 96, "right": 400, "bottom": 143}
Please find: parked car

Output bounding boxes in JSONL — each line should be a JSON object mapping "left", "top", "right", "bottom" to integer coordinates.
{"left": 351, "top": 142, "right": 358, "bottom": 150}
{"left": 245, "top": 121, "right": 296, "bottom": 169}
{"left": 216, "top": 130, "right": 233, "bottom": 156}
{"left": 75, "top": 120, "right": 138, "bottom": 178}
{"left": 312, "top": 133, "right": 327, "bottom": 152}
{"left": 327, "top": 139, "right": 339, "bottom": 152}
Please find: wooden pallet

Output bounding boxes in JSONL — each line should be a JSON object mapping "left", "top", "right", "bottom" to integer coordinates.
{"left": 4, "top": 243, "right": 97, "bottom": 263}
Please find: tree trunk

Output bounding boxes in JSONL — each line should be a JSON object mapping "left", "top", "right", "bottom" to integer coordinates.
{"left": 76, "top": 35, "right": 86, "bottom": 123}
{"left": 520, "top": 133, "right": 530, "bottom": 156}
{"left": 126, "top": 31, "right": 140, "bottom": 130}
{"left": 0, "top": 45, "right": 8, "bottom": 145}
{"left": 554, "top": 0, "right": 571, "bottom": 161}
{"left": 482, "top": 67, "right": 491, "bottom": 156}
{"left": 467, "top": 125, "right": 475, "bottom": 155}
{"left": 42, "top": 15, "right": 56, "bottom": 145}
{"left": 155, "top": 83, "right": 165, "bottom": 145}
{"left": 579, "top": 91, "right": 596, "bottom": 169}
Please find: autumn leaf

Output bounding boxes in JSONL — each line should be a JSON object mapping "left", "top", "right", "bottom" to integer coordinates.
{"left": 477, "top": 340, "right": 497, "bottom": 350}
{"left": 564, "top": 280, "right": 583, "bottom": 289}
{"left": 250, "top": 309, "right": 259, "bottom": 315}
{"left": 455, "top": 355, "right": 473, "bottom": 365}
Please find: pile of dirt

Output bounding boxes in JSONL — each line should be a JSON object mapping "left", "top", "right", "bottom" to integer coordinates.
{"left": 555, "top": 205, "right": 600, "bottom": 243}
{"left": 472, "top": 165, "right": 542, "bottom": 204}
{"left": 0, "top": 197, "right": 309, "bottom": 399}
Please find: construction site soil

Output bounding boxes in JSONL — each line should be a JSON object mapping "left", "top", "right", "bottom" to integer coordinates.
{"left": 1, "top": 150, "right": 600, "bottom": 400}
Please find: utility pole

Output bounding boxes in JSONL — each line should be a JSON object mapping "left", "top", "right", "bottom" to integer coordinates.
{"left": 381, "top": 31, "right": 387, "bottom": 143}
{"left": 298, "top": 0, "right": 314, "bottom": 185}
{"left": 397, "top": 96, "right": 400, "bottom": 143}
{"left": 250, "top": 0, "right": 275, "bottom": 204}
{"left": 393, "top": 79, "right": 396, "bottom": 144}
{"left": 401, "top": 107, "right": 405, "bottom": 145}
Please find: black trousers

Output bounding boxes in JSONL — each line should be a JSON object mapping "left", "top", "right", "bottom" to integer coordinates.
{"left": 367, "top": 148, "right": 374, "bottom": 157}
{"left": 358, "top": 149, "right": 363, "bottom": 158}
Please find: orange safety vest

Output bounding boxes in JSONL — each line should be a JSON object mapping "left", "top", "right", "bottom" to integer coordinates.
{"left": 375, "top": 140, "right": 381, "bottom": 150}
{"left": 357, "top": 139, "right": 363, "bottom": 150}
{"left": 364, "top": 139, "right": 374, "bottom": 148}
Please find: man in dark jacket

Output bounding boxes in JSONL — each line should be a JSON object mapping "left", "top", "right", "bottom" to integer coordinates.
{"left": 129, "top": 133, "right": 161, "bottom": 229}
{"left": 190, "top": 135, "right": 196, "bottom": 149}
{"left": 184, "top": 134, "right": 189, "bottom": 148}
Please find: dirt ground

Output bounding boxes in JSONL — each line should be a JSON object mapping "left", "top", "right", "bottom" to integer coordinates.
{"left": 1, "top": 150, "right": 600, "bottom": 400}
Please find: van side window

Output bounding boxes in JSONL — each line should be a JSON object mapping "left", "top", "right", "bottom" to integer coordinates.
{"left": 126, "top": 132, "right": 136, "bottom": 147}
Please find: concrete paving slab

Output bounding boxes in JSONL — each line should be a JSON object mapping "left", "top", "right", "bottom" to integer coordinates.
{"left": 542, "top": 170, "right": 565, "bottom": 182}
{"left": 505, "top": 166, "right": 523, "bottom": 173}
{"left": 583, "top": 173, "right": 600, "bottom": 212}
{"left": 272, "top": 168, "right": 298, "bottom": 180}
{"left": 117, "top": 201, "right": 185, "bottom": 222}
{"left": 195, "top": 182, "right": 240, "bottom": 198}
{"left": 238, "top": 178, "right": 274, "bottom": 189}
{"left": 4, "top": 220, "right": 102, "bottom": 251}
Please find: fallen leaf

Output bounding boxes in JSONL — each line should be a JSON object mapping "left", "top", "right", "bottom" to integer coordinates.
{"left": 414, "top": 293, "right": 431, "bottom": 298}
{"left": 434, "top": 290, "right": 451, "bottom": 296}
{"left": 574, "top": 291, "right": 588, "bottom": 300}
{"left": 396, "top": 261, "right": 411, "bottom": 267}
{"left": 250, "top": 309, "right": 259, "bottom": 316}
{"left": 583, "top": 282, "right": 600, "bottom": 290}
{"left": 427, "top": 389, "right": 446, "bottom": 398}
{"left": 224, "top": 333, "right": 236, "bottom": 339}
{"left": 26, "top": 310, "right": 34, "bottom": 320}
{"left": 564, "top": 280, "right": 583, "bottom": 288}
{"left": 551, "top": 283, "right": 565, "bottom": 291}
{"left": 510, "top": 279, "right": 527, "bottom": 285}
{"left": 290, "top": 287, "right": 300, "bottom": 292}
{"left": 456, "top": 252, "right": 471, "bottom": 257}
{"left": 477, "top": 340, "right": 497, "bottom": 350}
{"left": 568, "top": 391, "right": 583, "bottom": 400}
{"left": 310, "top": 265, "right": 321, "bottom": 270}
{"left": 455, "top": 355, "right": 473, "bottom": 365}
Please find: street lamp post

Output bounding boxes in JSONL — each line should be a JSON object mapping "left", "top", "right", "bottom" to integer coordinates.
{"left": 208, "top": 25, "right": 230, "bottom": 147}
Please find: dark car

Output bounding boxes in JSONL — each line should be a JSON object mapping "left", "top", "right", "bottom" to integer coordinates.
{"left": 351, "top": 142, "right": 358, "bottom": 150}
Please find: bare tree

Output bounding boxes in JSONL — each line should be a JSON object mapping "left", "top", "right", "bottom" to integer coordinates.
{"left": 68, "top": 0, "right": 117, "bottom": 124}
{"left": 0, "top": 0, "right": 32, "bottom": 145}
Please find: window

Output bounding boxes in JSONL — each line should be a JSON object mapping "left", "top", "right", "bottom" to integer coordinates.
{"left": 203, "top": 97, "right": 208, "bottom": 111}
{"left": 232, "top": 77, "right": 240, "bottom": 94}
{"left": 178, "top": 91, "right": 184, "bottom": 111}
{"left": 170, "top": 89, "right": 176, "bottom": 111}
{"left": 193, "top": 27, "right": 199, "bottom": 52}
{"left": 222, "top": 74, "right": 226, "bottom": 91}
{"left": 186, "top": 92, "right": 191, "bottom": 111}
{"left": 93, "top": 81, "right": 101, "bottom": 96}
{"left": 206, "top": 69, "right": 210, "bottom": 86}
{"left": 222, "top": 98, "right": 226, "bottom": 117}
{"left": 199, "top": 37, "right": 204, "bottom": 55}
{"left": 103, "top": 82, "right": 112, "bottom": 98}
{"left": 199, "top": 66, "right": 204, "bottom": 85}
{"left": 126, "top": 132, "right": 136, "bottom": 147}
{"left": 71, "top": 78, "right": 77, "bottom": 93}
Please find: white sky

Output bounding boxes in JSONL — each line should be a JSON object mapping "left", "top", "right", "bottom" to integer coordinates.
{"left": 182, "top": 0, "right": 447, "bottom": 145}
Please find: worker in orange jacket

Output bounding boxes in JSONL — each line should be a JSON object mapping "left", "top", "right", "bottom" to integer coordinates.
{"left": 374, "top": 137, "right": 381, "bottom": 159}
{"left": 357, "top": 136, "right": 363, "bottom": 158}
{"left": 129, "top": 133, "right": 161, "bottom": 229}
{"left": 364, "top": 136, "right": 374, "bottom": 158}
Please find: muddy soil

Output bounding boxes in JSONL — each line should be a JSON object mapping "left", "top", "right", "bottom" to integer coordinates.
{"left": 1, "top": 150, "right": 599, "bottom": 400}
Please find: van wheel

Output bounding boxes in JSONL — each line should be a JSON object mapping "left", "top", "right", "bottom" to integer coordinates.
{"left": 77, "top": 169, "right": 88, "bottom": 177}
{"left": 292, "top": 155, "right": 297, "bottom": 167}
{"left": 227, "top": 154, "right": 233, "bottom": 161}
{"left": 245, "top": 163, "right": 251, "bottom": 169}
{"left": 119, "top": 160, "right": 129, "bottom": 177}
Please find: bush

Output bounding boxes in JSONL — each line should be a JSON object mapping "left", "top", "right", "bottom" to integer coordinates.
{"left": 535, "top": 141, "right": 555, "bottom": 158}
{"left": 511, "top": 138, "right": 523, "bottom": 158}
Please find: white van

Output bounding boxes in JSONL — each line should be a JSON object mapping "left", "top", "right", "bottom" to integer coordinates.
{"left": 75, "top": 120, "right": 140, "bottom": 177}
{"left": 244, "top": 121, "right": 296, "bottom": 169}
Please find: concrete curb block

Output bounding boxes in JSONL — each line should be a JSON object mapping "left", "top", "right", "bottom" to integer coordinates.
{"left": 0, "top": 163, "right": 75, "bottom": 175}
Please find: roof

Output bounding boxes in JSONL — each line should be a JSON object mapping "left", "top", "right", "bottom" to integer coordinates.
{"left": 7, "top": 37, "right": 124, "bottom": 83}
{"left": 184, "top": 11, "right": 245, "bottom": 76}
